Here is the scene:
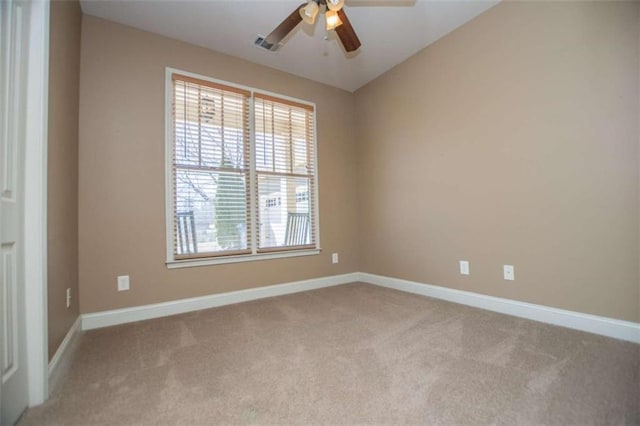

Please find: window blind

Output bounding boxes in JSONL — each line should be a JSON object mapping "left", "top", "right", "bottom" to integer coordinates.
{"left": 172, "top": 74, "right": 251, "bottom": 258}
{"left": 254, "top": 94, "right": 316, "bottom": 251}
{"left": 169, "top": 72, "right": 318, "bottom": 263}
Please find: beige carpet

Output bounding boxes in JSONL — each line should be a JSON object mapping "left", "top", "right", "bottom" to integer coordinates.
{"left": 21, "top": 283, "right": 639, "bottom": 425}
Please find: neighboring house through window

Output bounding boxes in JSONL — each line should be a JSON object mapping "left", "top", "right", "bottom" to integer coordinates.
{"left": 166, "top": 69, "right": 319, "bottom": 267}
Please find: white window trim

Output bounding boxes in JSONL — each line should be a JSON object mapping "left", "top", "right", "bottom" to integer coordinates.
{"left": 164, "top": 67, "right": 321, "bottom": 268}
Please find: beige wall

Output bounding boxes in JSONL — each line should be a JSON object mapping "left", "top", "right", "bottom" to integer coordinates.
{"left": 78, "top": 2, "right": 640, "bottom": 323}
{"left": 355, "top": 1, "right": 640, "bottom": 322}
{"left": 78, "top": 16, "right": 359, "bottom": 313}
{"left": 48, "top": 0, "right": 82, "bottom": 358}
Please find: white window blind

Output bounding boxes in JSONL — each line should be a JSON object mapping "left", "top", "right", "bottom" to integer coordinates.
{"left": 169, "top": 72, "right": 318, "bottom": 263}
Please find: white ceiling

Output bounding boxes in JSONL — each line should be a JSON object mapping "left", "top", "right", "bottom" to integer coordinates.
{"left": 80, "top": 0, "right": 499, "bottom": 92}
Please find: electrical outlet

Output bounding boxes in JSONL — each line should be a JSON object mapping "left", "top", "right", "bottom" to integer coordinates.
{"left": 332, "top": 253, "right": 339, "bottom": 264}
{"left": 117, "top": 275, "right": 130, "bottom": 291}
{"left": 503, "top": 265, "right": 515, "bottom": 281}
{"left": 66, "top": 288, "right": 71, "bottom": 308}
{"left": 459, "top": 260, "right": 470, "bottom": 275}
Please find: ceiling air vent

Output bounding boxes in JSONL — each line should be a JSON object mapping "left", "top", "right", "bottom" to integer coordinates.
{"left": 254, "top": 35, "right": 281, "bottom": 52}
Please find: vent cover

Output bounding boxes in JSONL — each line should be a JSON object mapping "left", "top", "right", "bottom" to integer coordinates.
{"left": 254, "top": 35, "right": 281, "bottom": 52}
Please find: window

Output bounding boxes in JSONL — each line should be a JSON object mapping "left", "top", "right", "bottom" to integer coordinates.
{"left": 166, "top": 70, "right": 319, "bottom": 266}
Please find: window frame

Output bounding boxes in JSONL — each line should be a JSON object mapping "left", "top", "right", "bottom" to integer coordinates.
{"left": 164, "top": 67, "right": 321, "bottom": 268}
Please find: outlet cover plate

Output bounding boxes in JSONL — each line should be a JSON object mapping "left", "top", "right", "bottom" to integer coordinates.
{"left": 503, "top": 265, "right": 515, "bottom": 281}
{"left": 117, "top": 275, "right": 130, "bottom": 291}
{"left": 459, "top": 260, "right": 470, "bottom": 275}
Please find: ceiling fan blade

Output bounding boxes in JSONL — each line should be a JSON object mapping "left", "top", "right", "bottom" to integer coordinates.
{"left": 335, "top": 9, "right": 361, "bottom": 52}
{"left": 265, "top": 3, "right": 306, "bottom": 46}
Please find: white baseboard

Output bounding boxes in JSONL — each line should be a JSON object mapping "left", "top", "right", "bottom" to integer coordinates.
{"left": 358, "top": 272, "right": 640, "bottom": 344}
{"left": 48, "top": 315, "right": 82, "bottom": 378}
{"left": 79, "top": 271, "right": 640, "bottom": 344}
{"left": 82, "top": 272, "right": 360, "bottom": 330}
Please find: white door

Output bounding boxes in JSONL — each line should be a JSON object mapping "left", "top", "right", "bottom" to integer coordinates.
{"left": 0, "top": 0, "right": 30, "bottom": 424}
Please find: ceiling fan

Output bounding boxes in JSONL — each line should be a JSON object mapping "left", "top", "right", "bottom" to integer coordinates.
{"left": 262, "top": 0, "right": 361, "bottom": 53}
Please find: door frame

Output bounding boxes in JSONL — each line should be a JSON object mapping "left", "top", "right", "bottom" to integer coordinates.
{"left": 23, "top": 0, "right": 49, "bottom": 406}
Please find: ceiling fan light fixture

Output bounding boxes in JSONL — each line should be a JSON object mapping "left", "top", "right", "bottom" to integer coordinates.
{"left": 325, "top": 0, "right": 344, "bottom": 12}
{"left": 299, "top": 0, "right": 319, "bottom": 25}
{"left": 265, "top": 0, "right": 361, "bottom": 53}
{"left": 325, "top": 10, "right": 343, "bottom": 31}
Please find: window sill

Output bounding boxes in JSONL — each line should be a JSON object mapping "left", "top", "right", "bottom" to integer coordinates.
{"left": 166, "top": 248, "right": 321, "bottom": 269}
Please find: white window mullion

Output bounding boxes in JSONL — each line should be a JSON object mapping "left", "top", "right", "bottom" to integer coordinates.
{"left": 249, "top": 93, "right": 258, "bottom": 255}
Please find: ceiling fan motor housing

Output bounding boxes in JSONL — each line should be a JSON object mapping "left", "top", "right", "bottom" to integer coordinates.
{"left": 325, "top": 0, "right": 345, "bottom": 12}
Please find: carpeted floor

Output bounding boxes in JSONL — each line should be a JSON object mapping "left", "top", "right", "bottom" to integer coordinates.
{"left": 21, "top": 283, "right": 639, "bottom": 425}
